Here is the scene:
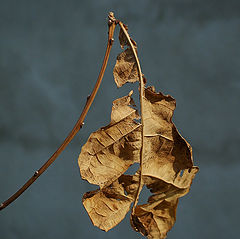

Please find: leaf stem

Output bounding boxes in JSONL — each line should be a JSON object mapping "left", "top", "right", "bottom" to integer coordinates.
{"left": 0, "top": 12, "right": 117, "bottom": 212}
{"left": 118, "top": 22, "right": 145, "bottom": 213}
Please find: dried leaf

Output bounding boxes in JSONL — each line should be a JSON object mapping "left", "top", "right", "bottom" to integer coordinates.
{"left": 128, "top": 87, "right": 199, "bottom": 238}
{"left": 114, "top": 23, "right": 139, "bottom": 88}
{"left": 79, "top": 91, "right": 141, "bottom": 232}
{"left": 113, "top": 48, "right": 139, "bottom": 88}
{"left": 78, "top": 23, "right": 198, "bottom": 239}
{"left": 79, "top": 88, "right": 198, "bottom": 237}
{"left": 82, "top": 177, "right": 134, "bottom": 231}
{"left": 119, "top": 24, "right": 128, "bottom": 49}
{"left": 142, "top": 87, "right": 194, "bottom": 183}
{"left": 82, "top": 173, "right": 140, "bottom": 231}
{"left": 119, "top": 24, "right": 137, "bottom": 49}
{"left": 131, "top": 168, "right": 198, "bottom": 239}
{"left": 78, "top": 91, "right": 141, "bottom": 188}
{"left": 131, "top": 197, "right": 178, "bottom": 239}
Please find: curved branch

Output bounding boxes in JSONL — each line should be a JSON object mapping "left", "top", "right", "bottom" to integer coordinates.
{"left": 118, "top": 21, "right": 145, "bottom": 214}
{"left": 0, "top": 12, "right": 117, "bottom": 211}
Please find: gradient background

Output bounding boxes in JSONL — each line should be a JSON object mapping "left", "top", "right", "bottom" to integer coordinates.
{"left": 0, "top": 1, "right": 239, "bottom": 238}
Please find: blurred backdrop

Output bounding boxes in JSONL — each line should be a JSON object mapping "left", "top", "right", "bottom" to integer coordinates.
{"left": 0, "top": 0, "right": 240, "bottom": 238}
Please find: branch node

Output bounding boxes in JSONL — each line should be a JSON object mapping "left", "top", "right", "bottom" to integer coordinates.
{"left": 34, "top": 171, "right": 39, "bottom": 177}
{"left": 109, "top": 38, "right": 114, "bottom": 45}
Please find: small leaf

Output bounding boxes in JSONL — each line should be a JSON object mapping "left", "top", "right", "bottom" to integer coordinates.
{"left": 131, "top": 197, "right": 179, "bottom": 239}
{"left": 119, "top": 24, "right": 137, "bottom": 49}
{"left": 113, "top": 48, "right": 139, "bottom": 88}
{"left": 119, "top": 24, "right": 128, "bottom": 49}
{"left": 82, "top": 177, "right": 134, "bottom": 231}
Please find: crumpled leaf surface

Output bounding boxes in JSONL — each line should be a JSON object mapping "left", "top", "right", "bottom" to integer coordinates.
{"left": 142, "top": 87, "right": 194, "bottom": 184}
{"left": 114, "top": 23, "right": 139, "bottom": 88}
{"left": 131, "top": 168, "right": 198, "bottom": 239}
{"left": 119, "top": 23, "right": 137, "bottom": 49}
{"left": 78, "top": 26, "right": 198, "bottom": 239}
{"left": 82, "top": 176, "right": 135, "bottom": 231}
{"left": 113, "top": 48, "right": 139, "bottom": 87}
{"left": 78, "top": 91, "right": 141, "bottom": 188}
{"left": 128, "top": 87, "right": 198, "bottom": 239}
{"left": 78, "top": 87, "right": 198, "bottom": 238}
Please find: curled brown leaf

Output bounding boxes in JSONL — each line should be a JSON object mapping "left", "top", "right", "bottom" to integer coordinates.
{"left": 82, "top": 177, "right": 134, "bottom": 231}
{"left": 113, "top": 48, "right": 139, "bottom": 87}
{"left": 131, "top": 167, "right": 198, "bottom": 239}
{"left": 78, "top": 91, "right": 141, "bottom": 188}
{"left": 119, "top": 24, "right": 137, "bottom": 49}
{"left": 78, "top": 23, "right": 198, "bottom": 239}
{"left": 78, "top": 88, "right": 198, "bottom": 238}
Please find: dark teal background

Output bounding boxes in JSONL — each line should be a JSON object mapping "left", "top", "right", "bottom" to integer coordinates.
{"left": 0, "top": 0, "right": 239, "bottom": 238}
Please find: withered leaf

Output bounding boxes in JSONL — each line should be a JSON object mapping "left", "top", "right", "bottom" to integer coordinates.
{"left": 78, "top": 91, "right": 141, "bottom": 188}
{"left": 113, "top": 48, "right": 139, "bottom": 88}
{"left": 119, "top": 24, "right": 128, "bottom": 49}
{"left": 78, "top": 24, "right": 198, "bottom": 239}
{"left": 131, "top": 197, "right": 178, "bottom": 239}
{"left": 82, "top": 173, "right": 140, "bottom": 232}
{"left": 128, "top": 87, "right": 199, "bottom": 238}
{"left": 119, "top": 23, "right": 137, "bottom": 49}
{"left": 114, "top": 23, "right": 139, "bottom": 88}
{"left": 131, "top": 167, "right": 198, "bottom": 239}
{"left": 142, "top": 87, "right": 194, "bottom": 184}
{"left": 79, "top": 88, "right": 198, "bottom": 237}
{"left": 82, "top": 177, "right": 134, "bottom": 231}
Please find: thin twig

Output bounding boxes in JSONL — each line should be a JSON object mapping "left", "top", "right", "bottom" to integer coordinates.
{"left": 118, "top": 22, "right": 145, "bottom": 214}
{"left": 0, "top": 12, "right": 117, "bottom": 212}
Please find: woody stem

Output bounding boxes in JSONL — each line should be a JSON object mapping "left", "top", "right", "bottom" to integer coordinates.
{"left": 0, "top": 12, "right": 117, "bottom": 212}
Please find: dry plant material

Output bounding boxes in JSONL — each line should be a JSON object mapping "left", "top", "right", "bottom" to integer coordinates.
{"left": 0, "top": 12, "right": 198, "bottom": 239}
{"left": 0, "top": 13, "right": 197, "bottom": 238}
{"left": 79, "top": 91, "right": 141, "bottom": 188}
{"left": 113, "top": 48, "right": 139, "bottom": 87}
{"left": 78, "top": 19, "right": 198, "bottom": 239}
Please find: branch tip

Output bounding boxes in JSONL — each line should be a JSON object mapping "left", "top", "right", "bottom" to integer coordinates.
{"left": 108, "top": 12, "right": 116, "bottom": 23}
